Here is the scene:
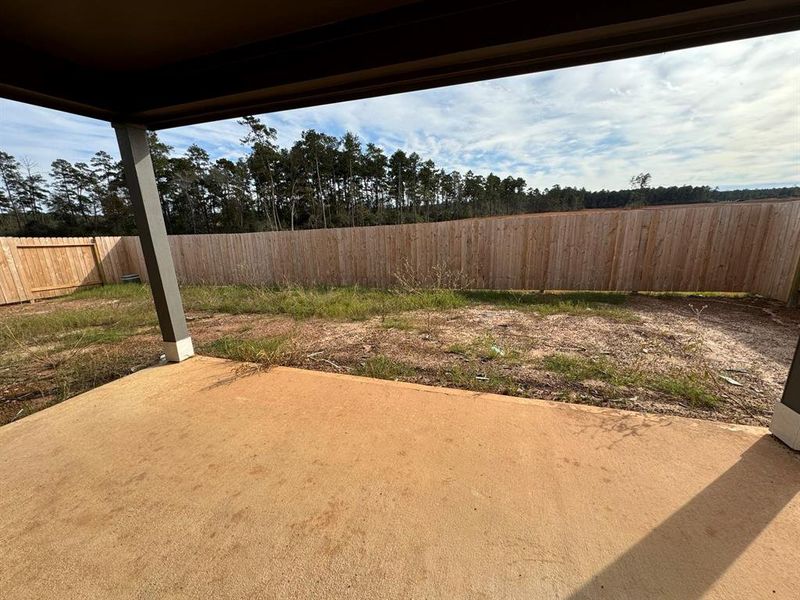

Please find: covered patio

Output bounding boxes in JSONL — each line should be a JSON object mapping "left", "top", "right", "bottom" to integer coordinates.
{"left": 2, "top": 1, "right": 800, "bottom": 597}
{"left": 1, "top": 356, "right": 798, "bottom": 598}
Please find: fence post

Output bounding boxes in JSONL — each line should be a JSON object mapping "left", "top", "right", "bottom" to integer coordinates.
{"left": 89, "top": 237, "right": 107, "bottom": 286}
{"left": 787, "top": 248, "right": 800, "bottom": 307}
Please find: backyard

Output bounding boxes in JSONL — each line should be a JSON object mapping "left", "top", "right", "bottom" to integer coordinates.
{"left": 1, "top": 283, "right": 797, "bottom": 428}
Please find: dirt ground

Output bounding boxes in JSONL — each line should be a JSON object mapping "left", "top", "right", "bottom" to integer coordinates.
{"left": 2, "top": 293, "right": 799, "bottom": 427}
{"left": 194, "top": 296, "right": 800, "bottom": 426}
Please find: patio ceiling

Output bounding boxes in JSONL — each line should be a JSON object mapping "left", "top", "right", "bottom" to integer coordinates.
{"left": 3, "top": 0, "right": 800, "bottom": 128}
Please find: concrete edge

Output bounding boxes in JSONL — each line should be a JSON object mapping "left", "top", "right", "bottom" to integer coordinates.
{"left": 770, "top": 402, "right": 800, "bottom": 450}
{"left": 0, "top": 355, "right": 771, "bottom": 440}
{"left": 186, "top": 357, "right": 770, "bottom": 437}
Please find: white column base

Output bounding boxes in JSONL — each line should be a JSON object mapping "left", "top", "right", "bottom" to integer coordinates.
{"left": 164, "top": 337, "right": 195, "bottom": 363}
{"left": 770, "top": 402, "right": 800, "bottom": 451}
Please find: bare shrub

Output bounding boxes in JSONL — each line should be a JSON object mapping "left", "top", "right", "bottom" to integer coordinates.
{"left": 393, "top": 258, "right": 474, "bottom": 292}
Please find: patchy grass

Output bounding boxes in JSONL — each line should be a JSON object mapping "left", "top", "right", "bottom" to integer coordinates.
{"left": 0, "top": 285, "right": 636, "bottom": 426}
{"left": 352, "top": 356, "right": 521, "bottom": 398}
{"left": 646, "top": 373, "right": 719, "bottom": 409}
{"left": 643, "top": 291, "right": 752, "bottom": 300}
{"left": 460, "top": 290, "right": 637, "bottom": 321}
{"left": 8, "top": 283, "right": 760, "bottom": 429}
{"left": 48, "top": 343, "right": 160, "bottom": 403}
{"left": 68, "top": 284, "right": 635, "bottom": 322}
{"left": 1, "top": 340, "right": 160, "bottom": 425}
{"left": 0, "top": 305, "right": 156, "bottom": 354}
{"left": 473, "top": 335, "right": 520, "bottom": 361}
{"left": 444, "top": 364, "right": 519, "bottom": 396}
{"left": 463, "top": 290, "right": 628, "bottom": 305}
{"left": 540, "top": 353, "right": 627, "bottom": 384}
{"left": 0, "top": 288, "right": 162, "bottom": 425}
{"left": 379, "top": 315, "right": 415, "bottom": 330}
{"left": 447, "top": 343, "right": 470, "bottom": 356}
{"left": 449, "top": 334, "right": 520, "bottom": 362}
{"left": 354, "top": 355, "right": 415, "bottom": 380}
{"left": 65, "top": 283, "right": 151, "bottom": 302}
{"left": 181, "top": 285, "right": 467, "bottom": 320}
{"left": 56, "top": 328, "right": 134, "bottom": 349}
{"left": 540, "top": 353, "right": 718, "bottom": 409}
{"left": 200, "top": 335, "right": 292, "bottom": 364}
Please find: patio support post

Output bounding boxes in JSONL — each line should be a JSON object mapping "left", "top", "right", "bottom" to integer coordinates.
{"left": 771, "top": 337, "right": 800, "bottom": 450}
{"left": 113, "top": 123, "right": 194, "bottom": 362}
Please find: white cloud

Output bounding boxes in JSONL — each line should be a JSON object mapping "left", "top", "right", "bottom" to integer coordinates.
{"left": 1, "top": 30, "right": 798, "bottom": 190}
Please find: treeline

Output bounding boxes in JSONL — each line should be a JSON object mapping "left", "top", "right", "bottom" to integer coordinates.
{"left": 1, "top": 115, "right": 798, "bottom": 236}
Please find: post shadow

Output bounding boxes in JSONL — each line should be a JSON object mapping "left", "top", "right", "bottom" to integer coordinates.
{"left": 566, "top": 436, "right": 799, "bottom": 599}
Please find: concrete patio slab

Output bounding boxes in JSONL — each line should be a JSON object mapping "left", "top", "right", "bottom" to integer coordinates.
{"left": 1, "top": 356, "right": 798, "bottom": 599}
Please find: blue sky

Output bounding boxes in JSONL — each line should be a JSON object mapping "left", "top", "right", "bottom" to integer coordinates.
{"left": 1, "top": 30, "right": 798, "bottom": 191}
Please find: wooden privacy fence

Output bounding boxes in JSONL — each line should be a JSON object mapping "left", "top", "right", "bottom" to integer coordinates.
{"left": 0, "top": 236, "right": 132, "bottom": 304}
{"left": 2, "top": 199, "right": 800, "bottom": 306}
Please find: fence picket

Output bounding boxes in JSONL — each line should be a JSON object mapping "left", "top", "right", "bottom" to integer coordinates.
{"left": 1, "top": 200, "right": 799, "bottom": 305}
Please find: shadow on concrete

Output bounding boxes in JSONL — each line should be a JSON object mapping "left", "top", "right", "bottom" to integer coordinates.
{"left": 567, "top": 436, "right": 800, "bottom": 599}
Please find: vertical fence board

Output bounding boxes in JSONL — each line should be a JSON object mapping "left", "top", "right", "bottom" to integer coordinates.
{"left": 1, "top": 200, "right": 799, "bottom": 305}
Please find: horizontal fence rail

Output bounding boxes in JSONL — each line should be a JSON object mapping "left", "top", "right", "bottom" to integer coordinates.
{"left": 0, "top": 236, "right": 133, "bottom": 304}
{"left": 2, "top": 200, "right": 800, "bottom": 306}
